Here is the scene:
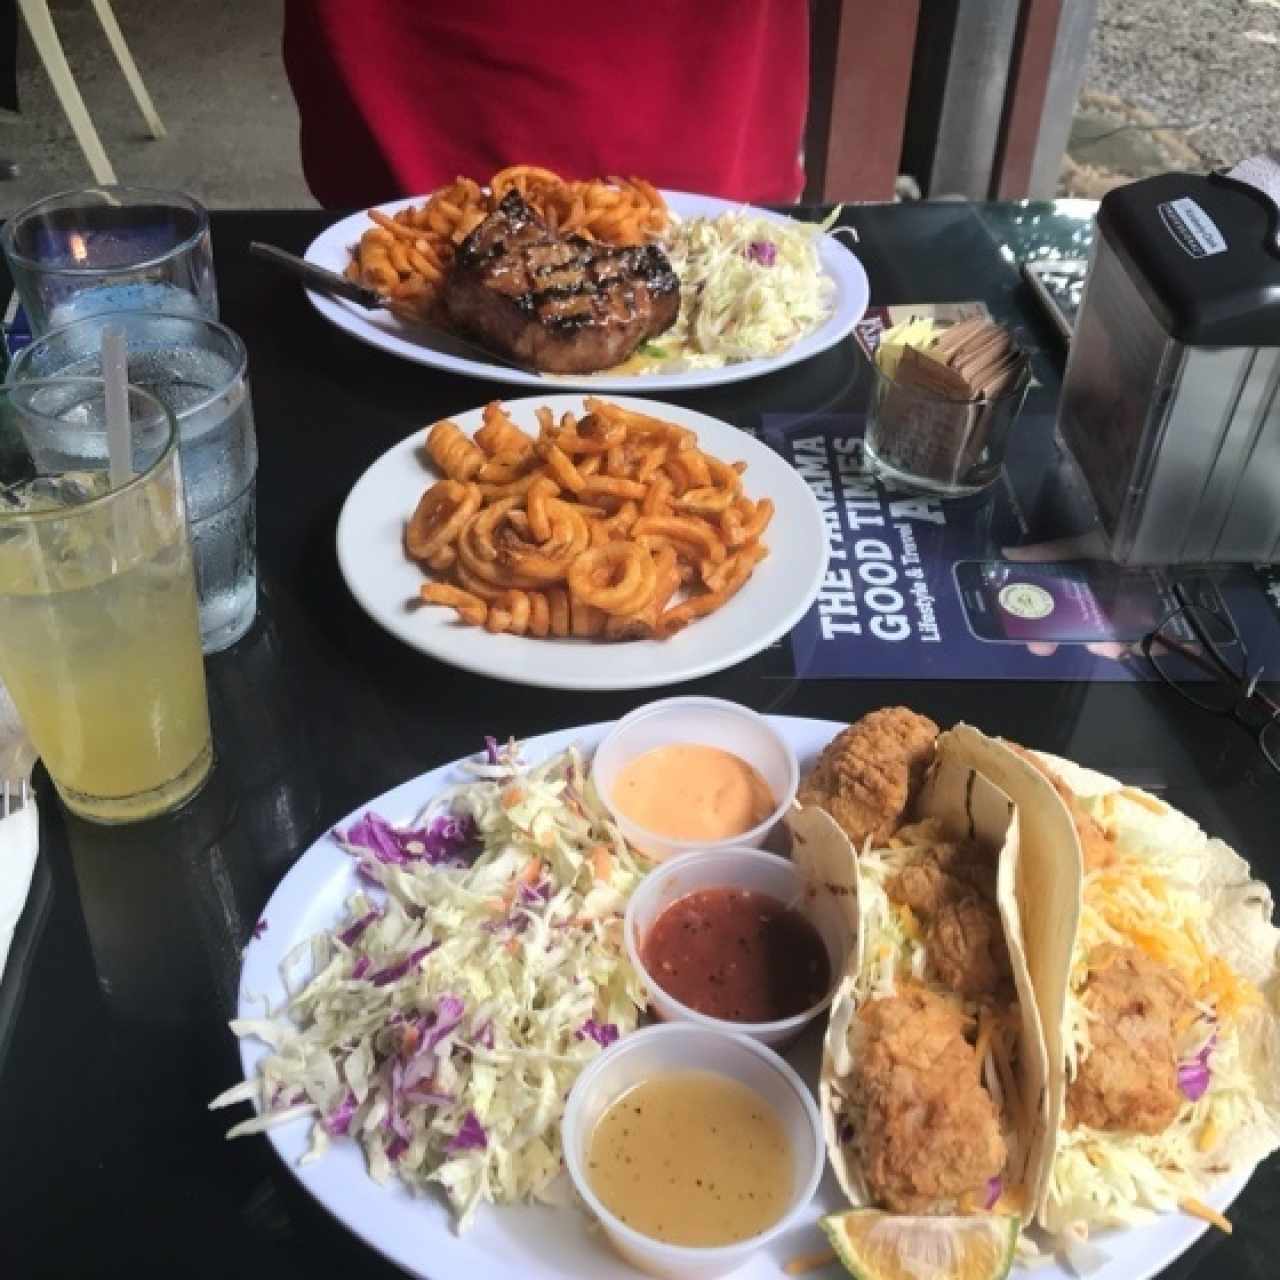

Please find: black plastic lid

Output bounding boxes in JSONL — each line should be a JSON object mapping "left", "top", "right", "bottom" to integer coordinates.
{"left": 1096, "top": 170, "right": 1280, "bottom": 346}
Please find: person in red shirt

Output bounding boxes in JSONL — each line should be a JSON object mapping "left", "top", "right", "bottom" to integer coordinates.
{"left": 282, "top": 0, "right": 809, "bottom": 208}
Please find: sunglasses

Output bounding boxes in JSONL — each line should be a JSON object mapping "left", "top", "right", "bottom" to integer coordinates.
{"left": 1142, "top": 583, "right": 1280, "bottom": 772}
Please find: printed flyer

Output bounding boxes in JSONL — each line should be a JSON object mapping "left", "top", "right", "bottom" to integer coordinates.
{"left": 758, "top": 398, "right": 1280, "bottom": 684}
{"left": 761, "top": 410, "right": 1280, "bottom": 682}
{"left": 751, "top": 299, "right": 1280, "bottom": 683}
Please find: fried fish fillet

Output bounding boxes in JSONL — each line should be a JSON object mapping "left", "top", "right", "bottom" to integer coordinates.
{"left": 888, "top": 840, "right": 1012, "bottom": 999}
{"left": 855, "top": 985, "right": 1007, "bottom": 1213}
{"left": 1067, "top": 944, "right": 1193, "bottom": 1134}
{"left": 797, "top": 707, "right": 939, "bottom": 849}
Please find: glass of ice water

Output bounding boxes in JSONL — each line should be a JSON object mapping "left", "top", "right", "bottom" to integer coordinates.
{"left": 9, "top": 313, "right": 258, "bottom": 652}
{"left": 0, "top": 186, "right": 216, "bottom": 337}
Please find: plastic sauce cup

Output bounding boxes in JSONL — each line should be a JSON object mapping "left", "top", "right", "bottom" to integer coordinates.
{"left": 625, "top": 847, "right": 851, "bottom": 1049}
{"left": 590, "top": 697, "right": 799, "bottom": 861}
{"left": 561, "top": 1024, "right": 824, "bottom": 1280}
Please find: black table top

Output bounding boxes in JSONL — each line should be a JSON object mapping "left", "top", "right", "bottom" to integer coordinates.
{"left": 1, "top": 203, "right": 1276, "bottom": 1280}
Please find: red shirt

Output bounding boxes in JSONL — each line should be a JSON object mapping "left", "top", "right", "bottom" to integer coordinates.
{"left": 282, "top": 1, "right": 809, "bottom": 207}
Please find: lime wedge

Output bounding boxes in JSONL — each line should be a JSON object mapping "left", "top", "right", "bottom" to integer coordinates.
{"left": 820, "top": 1210, "right": 1020, "bottom": 1280}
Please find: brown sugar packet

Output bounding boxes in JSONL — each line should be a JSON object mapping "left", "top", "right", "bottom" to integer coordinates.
{"left": 961, "top": 346, "right": 1020, "bottom": 395}
{"left": 931, "top": 316, "right": 989, "bottom": 360}
{"left": 945, "top": 323, "right": 1005, "bottom": 365}
{"left": 895, "top": 343, "right": 974, "bottom": 401}
{"left": 976, "top": 355, "right": 1026, "bottom": 402}
{"left": 952, "top": 330, "right": 1013, "bottom": 382}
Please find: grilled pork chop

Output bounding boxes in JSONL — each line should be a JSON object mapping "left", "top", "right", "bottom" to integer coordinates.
{"left": 443, "top": 191, "right": 679, "bottom": 374}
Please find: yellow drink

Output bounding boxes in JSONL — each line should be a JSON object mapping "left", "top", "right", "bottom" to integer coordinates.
{"left": 0, "top": 464, "right": 212, "bottom": 823}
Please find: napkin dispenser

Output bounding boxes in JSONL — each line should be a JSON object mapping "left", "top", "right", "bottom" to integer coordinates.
{"left": 1058, "top": 158, "right": 1280, "bottom": 564}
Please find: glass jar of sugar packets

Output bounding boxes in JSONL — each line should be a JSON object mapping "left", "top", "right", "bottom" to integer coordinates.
{"left": 862, "top": 317, "right": 1031, "bottom": 496}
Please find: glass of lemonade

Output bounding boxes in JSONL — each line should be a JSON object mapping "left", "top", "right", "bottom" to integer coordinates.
{"left": 0, "top": 377, "right": 213, "bottom": 823}
{"left": 10, "top": 312, "right": 259, "bottom": 652}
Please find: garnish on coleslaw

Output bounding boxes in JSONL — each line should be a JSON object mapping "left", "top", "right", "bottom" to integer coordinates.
{"left": 653, "top": 208, "right": 842, "bottom": 369}
{"left": 211, "top": 739, "right": 650, "bottom": 1232}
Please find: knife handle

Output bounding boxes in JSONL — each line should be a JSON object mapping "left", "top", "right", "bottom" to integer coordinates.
{"left": 249, "top": 241, "right": 383, "bottom": 309}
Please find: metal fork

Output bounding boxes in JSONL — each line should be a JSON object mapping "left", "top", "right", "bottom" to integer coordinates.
{"left": 1, "top": 777, "right": 29, "bottom": 818}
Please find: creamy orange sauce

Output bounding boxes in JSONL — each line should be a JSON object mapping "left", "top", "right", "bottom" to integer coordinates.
{"left": 587, "top": 1070, "right": 793, "bottom": 1246}
{"left": 612, "top": 743, "right": 774, "bottom": 842}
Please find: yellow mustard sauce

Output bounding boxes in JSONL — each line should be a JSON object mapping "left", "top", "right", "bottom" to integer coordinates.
{"left": 586, "top": 1070, "right": 793, "bottom": 1247}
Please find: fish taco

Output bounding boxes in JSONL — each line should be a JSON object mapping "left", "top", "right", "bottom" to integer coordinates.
{"left": 792, "top": 738, "right": 1054, "bottom": 1227}
{"left": 937, "top": 725, "right": 1280, "bottom": 1251}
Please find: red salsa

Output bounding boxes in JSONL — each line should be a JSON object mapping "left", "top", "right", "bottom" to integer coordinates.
{"left": 641, "top": 887, "right": 832, "bottom": 1023}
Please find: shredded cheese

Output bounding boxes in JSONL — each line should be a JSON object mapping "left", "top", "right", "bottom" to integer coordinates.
{"left": 1180, "top": 1197, "right": 1233, "bottom": 1234}
{"left": 1197, "top": 1117, "right": 1219, "bottom": 1153}
{"left": 784, "top": 1248, "right": 837, "bottom": 1275}
{"left": 1120, "top": 786, "right": 1168, "bottom": 815}
{"left": 1083, "top": 859, "right": 1261, "bottom": 1029}
{"left": 897, "top": 904, "right": 921, "bottom": 940}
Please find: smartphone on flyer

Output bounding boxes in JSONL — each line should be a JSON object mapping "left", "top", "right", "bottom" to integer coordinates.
{"left": 952, "top": 560, "right": 1235, "bottom": 646}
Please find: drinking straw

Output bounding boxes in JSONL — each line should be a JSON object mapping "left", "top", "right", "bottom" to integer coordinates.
{"left": 101, "top": 325, "right": 131, "bottom": 490}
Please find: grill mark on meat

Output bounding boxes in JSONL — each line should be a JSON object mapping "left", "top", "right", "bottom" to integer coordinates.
{"left": 443, "top": 190, "right": 679, "bottom": 373}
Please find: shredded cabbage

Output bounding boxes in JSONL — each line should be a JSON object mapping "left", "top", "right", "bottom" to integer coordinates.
{"left": 654, "top": 209, "right": 840, "bottom": 368}
{"left": 211, "top": 740, "right": 650, "bottom": 1233}
{"left": 1044, "top": 790, "right": 1264, "bottom": 1236}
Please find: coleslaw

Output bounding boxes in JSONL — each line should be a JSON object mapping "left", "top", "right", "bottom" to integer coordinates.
{"left": 647, "top": 209, "right": 841, "bottom": 369}
{"left": 211, "top": 739, "right": 650, "bottom": 1232}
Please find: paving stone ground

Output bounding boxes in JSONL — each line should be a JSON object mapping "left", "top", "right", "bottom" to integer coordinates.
{"left": 1065, "top": 0, "right": 1280, "bottom": 194}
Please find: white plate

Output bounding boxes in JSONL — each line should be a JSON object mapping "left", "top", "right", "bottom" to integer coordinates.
{"left": 302, "top": 191, "right": 869, "bottom": 390}
{"left": 335, "top": 394, "right": 828, "bottom": 690}
{"left": 237, "top": 716, "right": 1250, "bottom": 1280}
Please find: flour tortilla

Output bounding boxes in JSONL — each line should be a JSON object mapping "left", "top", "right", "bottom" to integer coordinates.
{"left": 792, "top": 754, "right": 1051, "bottom": 1213}
{"left": 933, "top": 725, "right": 1084, "bottom": 1218}
{"left": 787, "top": 801, "right": 865, "bottom": 1188}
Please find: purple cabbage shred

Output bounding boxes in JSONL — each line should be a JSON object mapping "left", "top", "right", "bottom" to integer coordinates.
{"left": 338, "top": 908, "right": 382, "bottom": 947}
{"left": 338, "top": 810, "right": 477, "bottom": 867}
{"left": 402, "top": 996, "right": 466, "bottom": 1091}
{"left": 427, "top": 995, "right": 466, "bottom": 1043}
{"left": 1178, "top": 1034, "right": 1216, "bottom": 1101}
{"left": 252, "top": 918, "right": 268, "bottom": 940}
{"left": 351, "top": 956, "right": 371, "bottom": 980}
{"left": 575, "top": 1019, "right": 619, "bottom": 1049}
{"left": 386, "top": 1135, "right": 409, "bottom": 1161}
{"left": 324, "top": 1091, "right": 358, "bottom": 1136}
{"left": 447, "top": 1110, "right": 488, "bottom": 1153}
{"left": 484, "top": 735, "right": 501, "bottom": 765}
{"left": 386, "top": 1060, "right": 414, "bottom": 1141}
{"left": 1178, "top": 1063, "right": 1211, "bottom": 1101}
{"left": 356, "top": 859, "right": 384, "bottom": 888}
{"left": 369, "top": 943, "right": 438, "bottom": 987}
{"left": 518, "top": 879, "right": 551, "bottom": 906}
{"left": 747, "top": 240, "right": 778, "bottom": 266}
{"left": 984, "top": 1176, "right": 1002, "bottom": 1209}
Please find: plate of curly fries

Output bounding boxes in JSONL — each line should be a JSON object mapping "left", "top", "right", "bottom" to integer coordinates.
{"left": 336, "top": 395, "right": 828, "bottom": 689}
